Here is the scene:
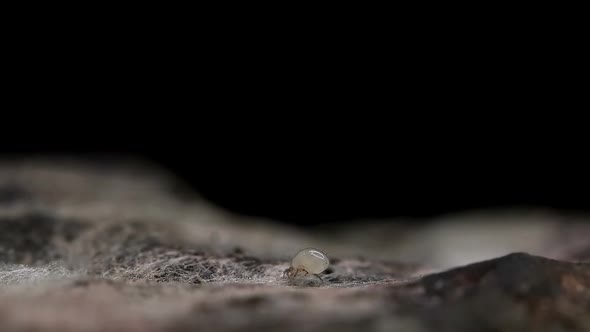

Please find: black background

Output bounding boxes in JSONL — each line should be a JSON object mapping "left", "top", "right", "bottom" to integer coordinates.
{"left": 2, "top": 125, "right": 588, "bottom": 228}
{"left": 2, "top": 21, "right": 587, "bottom": 227}
{"left": 3, "top": 69, "right": 587, "bottom": 227}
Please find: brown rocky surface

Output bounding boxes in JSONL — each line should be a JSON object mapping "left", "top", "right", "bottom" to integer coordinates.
{"left": 0, "top": 158, "right": 589, "bottom": 331}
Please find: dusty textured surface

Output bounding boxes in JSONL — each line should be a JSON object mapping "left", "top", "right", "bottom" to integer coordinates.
{"left": 0, "top": 158, "right": 589, "bottom": 331}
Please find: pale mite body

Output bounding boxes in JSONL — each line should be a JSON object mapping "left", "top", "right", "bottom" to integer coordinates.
{"left": 283, "top": 248, "right": 329, "bottom": 281}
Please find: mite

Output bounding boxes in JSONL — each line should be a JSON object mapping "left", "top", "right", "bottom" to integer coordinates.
{"left": 283, "top": 248, "right": 329, "bottom": 281}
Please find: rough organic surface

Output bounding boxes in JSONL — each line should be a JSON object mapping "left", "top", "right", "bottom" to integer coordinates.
{"left": 0, "top": 158, "right": 589, "bottom": 331}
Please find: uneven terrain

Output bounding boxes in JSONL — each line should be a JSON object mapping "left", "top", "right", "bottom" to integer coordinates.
{"left": 0, "top": 159, "right": 589, "bottom": 331}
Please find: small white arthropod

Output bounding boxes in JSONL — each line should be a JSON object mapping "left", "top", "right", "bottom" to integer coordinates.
{"left": 283, "top": 248, "right": 330, "bottom": 281}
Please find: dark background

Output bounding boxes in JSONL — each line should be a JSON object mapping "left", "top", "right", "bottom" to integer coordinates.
{"left": 2, "top": 129, "right": 588, "bottom": 227}
{"left": 2, "top": 47, "right": 587, "bottom": 227}
{"left": 2, "top": 20, "right": 587, "bottom": 226}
